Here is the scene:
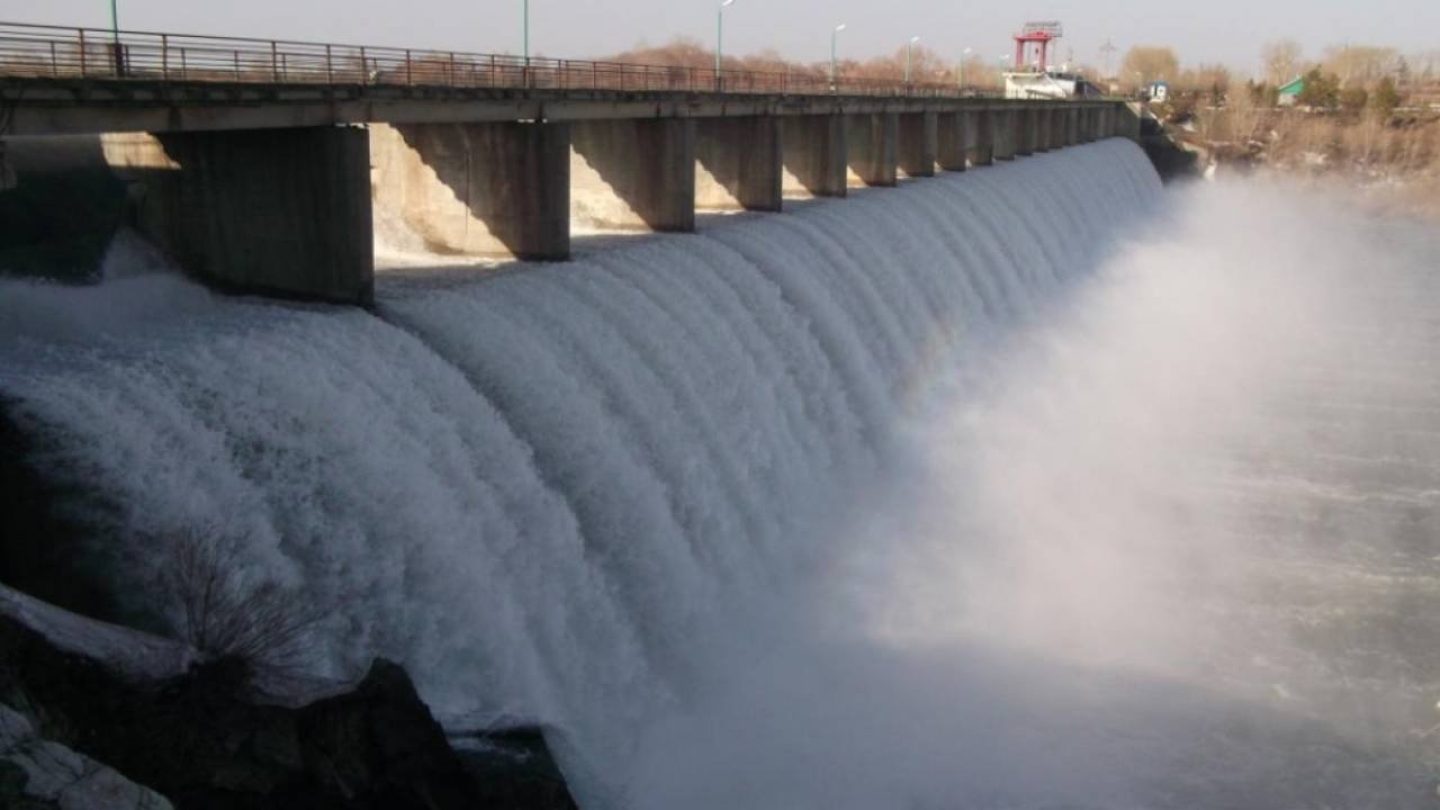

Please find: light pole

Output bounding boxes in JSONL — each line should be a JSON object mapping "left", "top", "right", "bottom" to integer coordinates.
{"left": 830, "top": 23, "right": 846, "bottom": 89}
{"left": 522, "top": 0, "right": 530, "bottom": 64}
{"left": 109, "top": 0, "right": 122, "bottom": 75}
{"left": 905, "top": 35, "right": 920, "bottom": 85}
{"left": 716, "top": 0, "right": 735, "bottom": 89}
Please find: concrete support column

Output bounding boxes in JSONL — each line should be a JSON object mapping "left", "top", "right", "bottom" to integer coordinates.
{"left": 370, "top": 121, "right": 569, "bottom": 261}
{"left": 695, "top": 116, "right": 783, "bottom": 212}
{"left": 935, "top": 111, "right": 967, "bottom": 172}
{"left": 1034, "top": 107, "right": 1051, "bottom": 152}
{"left": 1050, "top": 107, "right": 1066, "bottom": 150}
{"left": 897, "top": 112, "right": 937, "bottom": 178}
{"left": 991, "top": 108, "right": 1016, "bottom": 161}
{"left": 1067, "top": 107, "right": 1081, "bottom": 145}
{"left": 1014, "top": 107, "right": 1035, "bottom": 156}
{"left": 782, "top": 114, "right": 847, "bottom": 197}
{"left": 846, "top": 112, "right": 898, "bottom": 187}
{"left": 966, "top": 109, "right": 994, "bottom": 167}
{"left": 150, "top": 126, "right": 373, "bottom": 305}
{"left": 892, "top": 110, "right": 938, "bottom": 177}
{"left": 571, "top": 118, "right": 695, "bottom": 232}
{"left": 1118, "top": 103, "right": 1143, "bottom": 142}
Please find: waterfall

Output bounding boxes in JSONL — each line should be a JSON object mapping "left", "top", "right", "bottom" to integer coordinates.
{"left": 0, "top": 139, "right": 1162, "bottom": 804}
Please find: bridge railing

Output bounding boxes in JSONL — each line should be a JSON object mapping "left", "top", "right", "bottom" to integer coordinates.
{"left": 0, "top": 21, "right": 973, "bottom": 98}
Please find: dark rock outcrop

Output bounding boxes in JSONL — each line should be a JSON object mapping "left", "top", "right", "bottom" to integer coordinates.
{"left": 0, "top": 585, "right": 578, "bottom": 809}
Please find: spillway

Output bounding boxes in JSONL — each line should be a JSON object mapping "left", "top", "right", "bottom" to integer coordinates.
{"left": 21, "top": 138, "right": 1436, "bottom": 808}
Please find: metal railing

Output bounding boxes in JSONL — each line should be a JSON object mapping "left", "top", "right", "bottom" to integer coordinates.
{"left": 0, "top": 21, "right": 975, "bottom": 98}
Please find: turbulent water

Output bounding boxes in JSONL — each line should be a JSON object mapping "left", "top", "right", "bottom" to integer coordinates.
{"left": 3, "top": 138, "right": 1439, "bottom": 807}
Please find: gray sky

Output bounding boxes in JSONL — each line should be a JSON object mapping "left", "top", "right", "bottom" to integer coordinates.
{"left": 6, "top": 0, "right": 1439, "bottom": 76}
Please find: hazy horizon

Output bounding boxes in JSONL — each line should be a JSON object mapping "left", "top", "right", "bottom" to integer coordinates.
{"left": 5, "top": 0, "right": 1438, "bottom": 78}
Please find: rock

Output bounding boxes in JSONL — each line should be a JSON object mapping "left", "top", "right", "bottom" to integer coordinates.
{"left": 0, "top": 585, "right": 579, "bottom": 809}
{"left": 0, "top": 703, "right": 172, "bottom": 810}
{"left": 452, "top": 727, "right": 579, "bottom": 810}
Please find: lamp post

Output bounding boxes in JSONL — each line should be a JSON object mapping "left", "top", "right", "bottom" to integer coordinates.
{"left": 108, "top": 0, "right": 123, "bottom": 76}
{"left": 522, "top": 0, "right": 530, "bottom": 64}
{"left": 905, "top": 35, "right": 920, "bottom": 85}
{"left": 716, "top": 0, "right": 735, "bottom": 90}
{"left": 830, "top": 23, "right": 846, "bottom": 90}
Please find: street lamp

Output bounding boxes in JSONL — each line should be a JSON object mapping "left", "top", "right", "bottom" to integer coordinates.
{"left": 905, "top": 35, "right": 920, "bottom": 84}
{"left": 716, "top": 0, "right": 735, "bottom": 89}
{"left": 830, "top": 23, "right": 846, "bottom": 89}
{"left": 108, "top": 0, "right": 124, "bottom": 76}
{"left": 522, "top": 0, "right": 530, "bottom": 64}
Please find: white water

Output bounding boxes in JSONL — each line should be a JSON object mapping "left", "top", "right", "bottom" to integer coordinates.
{"left": 4, "top": 139, "right": 1437, "bottom": 807}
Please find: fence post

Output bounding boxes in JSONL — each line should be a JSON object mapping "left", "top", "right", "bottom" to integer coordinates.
{"left": 78, "top": 29, "right": 87, "bottom": 77}
{"left": 161, "top": 34, "right": 168, "bottom": 81}
{"left": 233, "top": 49, "right": 240, "bottom": 81}
{"left": 270, "top": 41, "right": 279, "bottom": 81}
{"left": 448, "top": 51, "right": 455, "bottom": 87}
{"left": 326, "top": 44, "right": 333, "bottom": 84}
{"left": 405, "top": 49, "right": 412, "bottom": 85}
{"left": 49, "top": 42, "right": 58, "bottom": 77}
{"left": 180, "top": 47, "right": 187, "bottom": 80}
{"left": 359, "top": 46, "right": 367, "bottom": 85}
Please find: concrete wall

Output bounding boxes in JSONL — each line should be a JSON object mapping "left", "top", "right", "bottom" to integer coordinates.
{"left": 782, "top": 114, "right": 847, "bottom": 198}
{"left": 571, "top": 118, "right": 695, "bottom": 231}
{"left": 846, "top": 113, "right": 898, "bottom": 187}
{"left": 897, "top": 112, "right": 937, "bottom": 178}
{"left": 149, "top": 126, "right": 373, "bottom": 305}
{"left": 695, "top": 116, "right": 783, "bottom": 212}
{"left": 370, "top": 122, "right": 569, "bottom": 260}
{"left": 990, "top": 108, "right": 1015, "bottom": 161}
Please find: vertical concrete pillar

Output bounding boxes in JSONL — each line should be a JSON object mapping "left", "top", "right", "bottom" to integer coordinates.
{"left": 966, "top": 108, "right": 994, "bottom": 167}
{"left": 991, "top": 107, "right": 1016, "bottom": 161}
{"left": 151, "top": 126, "right": 373, "bottom": 305}
{"left": 846, "top": 112, "right": 898, "bottom": 187}
{"left": 695, "top": 116, "right": 783, "bottom": 212}
{"left": 935, "top": 111, "right": 968, "bottom": 172}
{"left": 1014, "top": 107, "right": 1035, "bottom": 156}
{"left": 571, "top": 118, "right": 695, "bottom": 232}
{"left": 898, "top": 111, "right": 938, "bottom": 177}
{"left": 369, "top": 121, "right": 569, "bottom": 260}
{"left": 1067, "top": 107, "right": 1081, "bottom": 145}
{"left": 1118, "top": 102, "right": 1144, "bottom": 142}
{"left": 1050, "top": 107, "right": 1066, "bottom": 150}
{"left": 1034, "top": 107, "right": 1051, "bottom": 152}
{"left": 782, "top": 114, "right": 847, "bottom": 198}
{"left": 897, "top": 112, "right": 938, "bottom": 177}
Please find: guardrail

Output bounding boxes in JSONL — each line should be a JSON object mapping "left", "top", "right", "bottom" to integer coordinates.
{"left": 0, "top": 21, "right": 974, "bottom": 98}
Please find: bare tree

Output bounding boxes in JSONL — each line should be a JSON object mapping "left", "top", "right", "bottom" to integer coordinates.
{"left": 1121, "top": 46, "right": 1180, "bottom": 88}
{"left": 1263, "top": 40, "right": 1304, "bottom": 86}
{"left": 160, "top": 529, "right": 330, "bottom": 673}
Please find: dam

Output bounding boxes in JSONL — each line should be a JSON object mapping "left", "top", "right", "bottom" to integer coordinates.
{"left": 4, "top": 22, "right": 1440, "bottom": 810}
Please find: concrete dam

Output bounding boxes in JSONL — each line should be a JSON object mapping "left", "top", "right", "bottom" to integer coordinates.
{"left": 8, "top": 20, "right": 1439, "bottom": 810}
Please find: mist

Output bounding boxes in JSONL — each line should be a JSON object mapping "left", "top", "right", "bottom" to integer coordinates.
{"left": 625, "top": 180, "right": 1440, "bottom": 808}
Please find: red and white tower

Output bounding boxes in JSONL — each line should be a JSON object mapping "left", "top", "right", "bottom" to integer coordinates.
{"left": 1013, "top": 21, "right": 1063, "bottom": 72}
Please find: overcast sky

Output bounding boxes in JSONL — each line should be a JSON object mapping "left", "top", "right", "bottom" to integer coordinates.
{"left": 7, "top": 0, "right": 1439, "bottom": 76}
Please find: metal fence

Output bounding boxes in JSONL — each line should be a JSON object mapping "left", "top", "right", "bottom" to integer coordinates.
{"left": 0, "top": 21, "right": 971, "bottom": 98}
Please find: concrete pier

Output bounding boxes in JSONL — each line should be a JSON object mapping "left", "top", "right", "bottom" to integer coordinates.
{"left": 1014, "top": 107, "right": 1035, "bottom": 157}
{"left": 150, "top": 126, "right": 373, "bottom": 305}
{"left": 966, "top": 109, "right": 994, "bottom": 167}
{"left": 571, "top": 118, "right": 695, "bottom": 231}
{"left": 846, "top": 113, "right": 898, "bottom": 187}
{"left": 991, "top": 108, "right": 1016, "bottom": 161}
{"left": 897, "top": 112, "right": 937, "bottom": 178}
{"left": 935, "top": 111, "right": 968, "bottom": 172}
{"left": 781, "top": 114, "right": 848, "bottom": 198}
{"left": 370, "top": 121, "right": 569, "bottom": 260}
{"left": 695, "top": 116, "right": 783, "bottom": 212}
